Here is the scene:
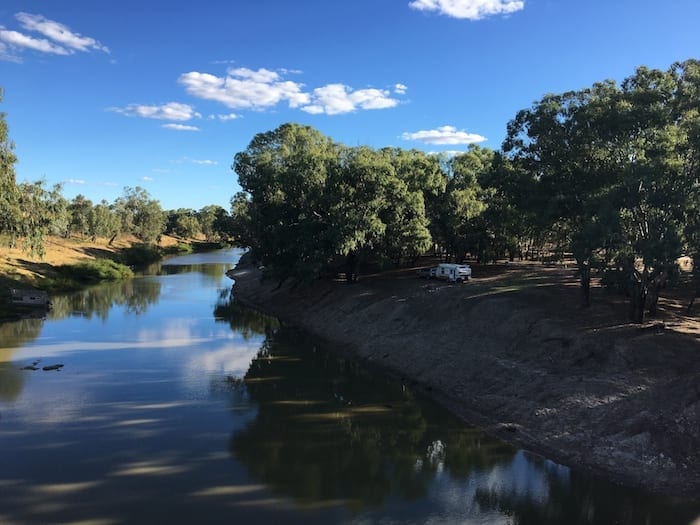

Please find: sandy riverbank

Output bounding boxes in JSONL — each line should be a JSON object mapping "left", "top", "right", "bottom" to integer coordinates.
{"left": 228, "top": 252, "right": 700, "bottom": 498}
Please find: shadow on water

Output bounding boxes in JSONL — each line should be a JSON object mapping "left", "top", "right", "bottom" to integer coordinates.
{"left": 218, "top": 307, "right": 700, "bottom": 524}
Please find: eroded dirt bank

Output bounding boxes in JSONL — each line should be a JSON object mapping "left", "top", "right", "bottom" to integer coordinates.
{"left": 228, "top": 253, "right": 700, "bottom": 498}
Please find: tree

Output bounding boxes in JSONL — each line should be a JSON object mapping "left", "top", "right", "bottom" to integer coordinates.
{"left": 67, "top": 194, "right": 93, "bottom": 238}
{"left": 0, "top": 88, "right": 20, "bottom": 241}
{"left": 113, "top": 186, "right": 165, "bottom": 244}
{"left": 503, "top": 81, "right": 625, "bottom": 307}
{"left": 87, "top": 200, "right": 119, "bottom": 241}
{"left": 232, "top": 123, "right": 438, "bottom": 281}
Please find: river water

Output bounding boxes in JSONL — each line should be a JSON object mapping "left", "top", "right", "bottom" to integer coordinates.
{"left": 0, "top": 248, "right": 698, "bottom": 525}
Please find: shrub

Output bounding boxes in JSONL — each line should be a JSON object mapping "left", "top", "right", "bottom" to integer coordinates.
{"left": 57, "top": 259, "right": 134, "bottom": 283}
{"left": 120, "top": 243, "right": 162, "bottom": 266}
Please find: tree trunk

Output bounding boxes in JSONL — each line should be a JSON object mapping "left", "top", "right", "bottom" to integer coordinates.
{"left": 579, "top": 263, "right": 591, "bottom": 308}
{"left": 629, "top": 277, "right": 647, "bottom": 324}
{"left": 646, "top": 271, "right": 667, "bottom": 316}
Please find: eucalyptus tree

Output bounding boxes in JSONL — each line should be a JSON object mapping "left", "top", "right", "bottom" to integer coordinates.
{"left": 87, "top": 200, "right": 119, "bottom": 241}
{"left": 67, "top": 194, "right": 93, "bottom": 238}
{"left": 673, "top": 59, "right": 700, "bottom": 312}
{"left": 12, "top": 181, "right": 64, "bottom": 257}
{"left": 0, "top": 89, "right": 20, "bottom": 242}
{"left": 233, "top": 123, "right": 341, "bottom": 281}
{"left": 232, "top": 123, "right": 439, "bottom": 281}
{"left": 431, "top": 146, "right": 490, "bottom": 262}
{"left": 503, "top": 82, "right": 622, "bottom": 306}
{"left": 197, "top": 204, "right": 227, "bottom": 241}
{"left": 113, "top": 186, "right": 166, "bottom": 244}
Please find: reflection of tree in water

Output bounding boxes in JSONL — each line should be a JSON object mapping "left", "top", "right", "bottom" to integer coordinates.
{"left": 156, "top": 262, "right": 231, "bottom": 284}
{"left": 473, "top": 458, "right": 700, "bottom": 525}
{"left": 213, "top": 287, "right": 280, "bottom": 340}
{"left": 0, "top": 318, "right": 44, "bottom": 401}
{"left": 228, "top": 326, "right": 516, "bottom": 512}
{"left": 49, "top": 279, "right": 161, "bottom": 320}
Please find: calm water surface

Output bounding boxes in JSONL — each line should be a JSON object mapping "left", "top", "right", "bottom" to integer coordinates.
{"left": 1, "top": 248, "right": 698, "bottom": 524}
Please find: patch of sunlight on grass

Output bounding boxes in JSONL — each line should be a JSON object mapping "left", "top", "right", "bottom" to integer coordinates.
{"left": 110, "top": 418, "right": 162, "bottom": 427}
{"left": 291, "top": 412, "right": 347, "bottom": 422}
{"left": 111, "top": 460, "right": 190, "bottom": 477}
{"left": 268, "top": 400, "right": 325, "bottom": 406}
{"left": 244, "top": 376, "right": 285, "bottom": 383}
{"left": 190, "top": 484, "right": 267, "bottom": 497}
{"left": 31, "top": 480, "right": 103, "bottom": 495}
{"left": 347, "top": 405, "right": 394, "bottom": 415}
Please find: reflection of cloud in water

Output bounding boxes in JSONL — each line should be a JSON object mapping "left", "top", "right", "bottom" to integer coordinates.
{"left": 187, "top": 342, "right": 261, "bottom": 378}
{"left": 424, "top": 450, "right": 570, "bottom": 519}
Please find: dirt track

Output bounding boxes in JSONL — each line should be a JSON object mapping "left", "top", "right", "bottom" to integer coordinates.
{"left": 228, "top": 254, "right": 700, "bottom": 498}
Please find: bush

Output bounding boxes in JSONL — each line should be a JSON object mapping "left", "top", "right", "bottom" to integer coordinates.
{"left": 57, "top": 259, "right": 134, "bottom": 283}
{"left": 120, "top": 243, "right": 162, "bottom": 266}
{"left": 162, "top": 242, "right": 193, "bottom": 255}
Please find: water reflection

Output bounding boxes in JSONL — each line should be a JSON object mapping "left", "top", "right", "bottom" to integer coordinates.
{"left": 221, "top": 325, "right": 700, "bottom": 524}
{"left": 50, "top": 279, "right": 162, "bottom": 320}
{"left": 0, "top": 248, "right": 698, "bottom": 524}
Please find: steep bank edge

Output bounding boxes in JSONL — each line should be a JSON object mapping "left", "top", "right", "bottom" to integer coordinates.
{"left": 228, "top": 253, "right": 700, "bottom": 498}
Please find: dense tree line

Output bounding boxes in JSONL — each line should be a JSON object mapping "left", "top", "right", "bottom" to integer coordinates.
{"left": 2, "top": 60, "right": 698, "bottom": 323}
{"left": 0, "top": 92, "right": 234, "bottom": 252}
{"left": 231, "top": 59, "right": 700, "bottom": 323}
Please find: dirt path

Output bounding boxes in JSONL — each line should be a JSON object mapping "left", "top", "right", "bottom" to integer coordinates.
{"left": 228, "top": 254, "right": 700, "bottom": 498}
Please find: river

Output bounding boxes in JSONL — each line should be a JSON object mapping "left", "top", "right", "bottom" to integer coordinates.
{"left": 0, "top": 248, "right": 698, "bottom": 524}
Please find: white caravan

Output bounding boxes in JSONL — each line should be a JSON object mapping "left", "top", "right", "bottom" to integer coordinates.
{"left": 434, "top": 263, "right": 472, "bottom": 282}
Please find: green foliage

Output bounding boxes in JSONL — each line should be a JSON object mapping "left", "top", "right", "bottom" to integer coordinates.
{"left": 232, "top": 123, "right": 439, "bottom": 281}
{"left": 119, "top": 243, "right": 162, "bottom": 266}
{"left": 113, "top": 186, "right": 166, "bottom": 244}
{"left": 162, "top": 242, "right": 194, "bottom": 255}
{"left": 57, "top": 259, "right": 134, "bottom": 284}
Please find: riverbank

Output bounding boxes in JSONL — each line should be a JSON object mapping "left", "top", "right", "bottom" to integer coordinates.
{"left": 0, "top": 234, "right": 201, "bottom": 321}
{"left": 228, "top": 252, "right": 700, "bottom": 498}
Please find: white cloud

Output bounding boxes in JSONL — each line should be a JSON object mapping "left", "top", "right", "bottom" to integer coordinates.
{"left": 301, "top": 84, "right": 400, "bottom": 115}
{"left": 394, "top": 83, "right": 408, "bottom": 95}
{"left": 178, "top": 68, "right": 310, "bottom": 110}
{"left": 0, "top": 12, "right": 108, "bottom": 60}
{"left": 173, "top": 157, "right": 218, "bottom": 165}
{"left": 16, "top": 12, "right": 109, "bottom": 53}
{"left": 109, "top": 102, "right": 200, "bottom": 121}
{"left": 408, "top": 0, "right": 524, "bottom": 20}
{"left": 401, "top": 125, "right": 487, "bottom": 145}
{"left": 179, "top": 67, "right": 403, "bottom": 115}
{"left": 208, "top": 113, "right": 240, "bottom": 121}
{"left": 162, "top": 123, "right": 200, "bottom": 131}
{"left": 0, "top": 28, "right": 70, "bottom": 55}
{"left": 66, "top": 178, "right": 86, "bottom": 185}
{"left": 141, "top": 176, "right": 155, "bottom": 182}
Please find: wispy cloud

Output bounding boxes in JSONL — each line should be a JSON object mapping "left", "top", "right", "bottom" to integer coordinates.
{"left": 0, "top": 12, "right": 108, "bottom": 60}
{"left": 394, "top": 83, "right": 408, "bottom": 95}
{"left": 141, "top": 176, "right": 155, "bottom": 182}
{"left": 162, "top": 123, "right": 200, "bottom": 131}
{"left": 179, "top": 67, "right": 404, "bottom": 115}
{"left": 174, "top": 157, "right": 218, "bottom": 165}
{"left": 401, "top": 125, "right": 486, "bottom": 145}
{"left": 16, "top": 12, "right": 109, "bottom": 53}
{"left": 65, "top": 178, "right": 86, "bottom": 185}
{"left": 408, "top": 0, "right": 524, "bottom": 20}
{"left": 207, "top": 113, "right": 240, "bottom": 121}
{"left": 109, "top": 102, "right": 200, "bottom": 121}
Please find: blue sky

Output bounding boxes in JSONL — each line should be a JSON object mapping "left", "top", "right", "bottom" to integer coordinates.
{"left": 1, "top": 0, "right": 698, "bottom": 211}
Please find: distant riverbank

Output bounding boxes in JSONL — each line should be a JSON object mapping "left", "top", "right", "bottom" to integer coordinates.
{"left": 228, "top": 252, "right": 700, "bottom": 498}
